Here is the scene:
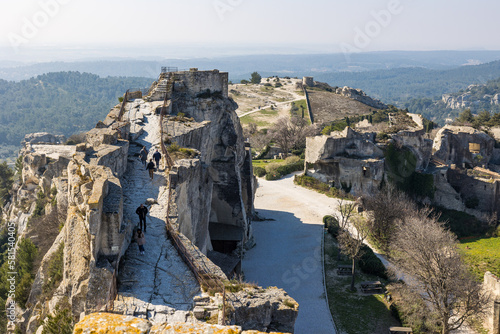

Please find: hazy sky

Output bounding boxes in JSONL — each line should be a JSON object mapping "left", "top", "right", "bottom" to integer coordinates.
{"left": 1, "top": 0, "right": 500, "bottom": 61}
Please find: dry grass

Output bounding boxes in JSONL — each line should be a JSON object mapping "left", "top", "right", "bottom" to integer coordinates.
{"left": 307, "top": 89, "right": 381, "bottom": 125}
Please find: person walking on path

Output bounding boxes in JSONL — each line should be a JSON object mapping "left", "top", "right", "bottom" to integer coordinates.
{"left": 146, "top": 159, "right": 155, "bottom": 180}
{"left": 139, "top": 146, "right": 148, "bottom": 167}
{"left": 153, "top": 149, "right": 162, "bottom": 170}
{"left": 134, "top": 228, "right": 146, "bottom": 255}
{"left": 135, "top": 203, "right": 148, "bottom": 232}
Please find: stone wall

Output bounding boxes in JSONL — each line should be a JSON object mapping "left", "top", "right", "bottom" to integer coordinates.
{"left": 433, "top": 169, "right": 465, "bottom": 212}
{"left": 176, "top": 69, "right": 229, "bottom": 99}
{"left": 445, "top": 167, "right": 500, "bottom": 219}
{"left": 433, "top": 125, "right": 495, "bottom": 166}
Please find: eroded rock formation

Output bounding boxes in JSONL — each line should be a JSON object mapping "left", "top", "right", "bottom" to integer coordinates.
{"left": 3, "top": 69, "right": 297, "bottom": 334}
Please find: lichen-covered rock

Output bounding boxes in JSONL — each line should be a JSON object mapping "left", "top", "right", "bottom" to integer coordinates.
{"left": 73, "top": 314, "right": 291, "bottom": 334}
{"left": 151, "top": 322, "right": 241, "bottom": 334}
{"left": 73, "top": 313, "right": 151, "bottom": 333}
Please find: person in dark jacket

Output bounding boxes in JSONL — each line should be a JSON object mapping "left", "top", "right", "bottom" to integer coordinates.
{"left": 152, "top": 149, "right": 162, "bottom": 169}
{"left": 139, "top": 146, "right": 148, "bottom": 166}
{"left": 135, "top": 203, "right": 148, "bottom": 232}
{"left": 146, "top": 159, "right": 155, "bottom": 180}
{"left": 134, "top": 228, "right": 146, "bottom": 254}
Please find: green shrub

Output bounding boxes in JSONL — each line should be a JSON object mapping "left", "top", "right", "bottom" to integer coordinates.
{"left": 323, "top": 215, "right": 340, "bottom": 237}
{"left": 265, "top": 172, "right": 281, "bottom": 181}
{"left": 41, "top": 305, "right": 74, "bottom": 334}
{"left": 32, "top": 191, "right": 47, "bottom": 219}
{"left": 294, "top": 174, "right": 330, "bottom": 192}
{"left": 255, "top": 145, "right": 270, "bottom": 160}
{"left": 43, "top": 242, "right": 64, "bottom": 295}
{"left": 359, "top": 245, "right": 387, "bottom": 279}
{"left": 15, "top": 238, "right": 38, "bottom": 308}
{"left": 276, "top": 161, "right": 304, "bottom": 176}
{"left": 284, "top": 155, "right": 300, "bottom": 164}
{"left": 265, "top": 162, "right": 282, "bottom": 174}
{"left": 253, "top": 166, "right": 266, "bottom": 177}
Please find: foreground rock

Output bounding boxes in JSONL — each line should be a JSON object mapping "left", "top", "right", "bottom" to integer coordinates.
{"left": 73, "top": 313, "right": 292, "bottom": 334}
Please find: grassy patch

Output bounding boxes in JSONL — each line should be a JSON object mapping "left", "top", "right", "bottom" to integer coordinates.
{"left": 290, "top": 99, "right": 311, "bottom": 124}
{"left": 252, "top": 157, "right": 304, "bottom": 180}
{"left": 167, "top": 143, "right": 198, "bottom": 160}
{"left": 324, "top": 234, "right": 399, "bottom": 333}
{"left": 239, "top": 114, "right": 272, "bottom": 127}
{"left": 259, "top": 108, "right": 279, "bottom": 116}
{"left": 458, "top": 236, "right": 500, "bottom": 280}
{"left": 260, "top": 85, "right": 275, "bottom": 93}
{"left": 252, "top": 159, "right": 284, "bottom": 169}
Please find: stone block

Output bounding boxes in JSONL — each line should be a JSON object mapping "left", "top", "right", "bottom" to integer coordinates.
{"left": 192, "top": 306, "right": 206, "bottom": 319}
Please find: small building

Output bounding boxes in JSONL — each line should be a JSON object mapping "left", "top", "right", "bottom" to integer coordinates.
{"left": 303, "top": 76, "right": 314, "bottom": 87}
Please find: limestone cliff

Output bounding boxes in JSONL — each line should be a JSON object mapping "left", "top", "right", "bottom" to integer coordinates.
{"left": 305, "top": 114, "right": 433, "bottom": 197}
{"left": 442, "top": 84, "right": 500, "bottom": 110}
{"left": 433, "top": 125, "right": 495, "bottom": 166}
{"left": 2, "top": 69, "right": 296, "bottom": 334}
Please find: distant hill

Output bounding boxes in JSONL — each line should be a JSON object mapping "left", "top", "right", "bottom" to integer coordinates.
{"left": 0, "top": 72, "right": 151, "bottom": 148}
{"left": 2, "top": 50, "right": 500, "bottom": 82}
{"left": 315, "top": 60, "right": 500, "bottom": 105}
{"left": 403, "top": 77, "right": 500, "bottom": 124}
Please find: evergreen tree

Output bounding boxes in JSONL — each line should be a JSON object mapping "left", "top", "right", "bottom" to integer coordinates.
{"left": 456, "top": 109, "right": 474, "bottom": 124}
{"left": 0, "top": 162, "right": 14, "bottom": 210}
{"left": 250, "top": 72, "right": 262, "bottom": 84}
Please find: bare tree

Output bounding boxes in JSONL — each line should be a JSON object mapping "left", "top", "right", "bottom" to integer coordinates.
{"left": 362, "top": 185, "right": 415, "bottom": 252}
{"left": 332, "top": 198, "right": 357, "bottom": 261}
{"left": 338, "top": 215, "right": 370, "bottom": 291}
{"left": 244, "top": 123, "right": 271, "bottom": 152}
{"left": 269, "top": 116, "right": 318, "bottom": 156}
{"left": 390, "top": 210, "right": 489, "bottom": 334}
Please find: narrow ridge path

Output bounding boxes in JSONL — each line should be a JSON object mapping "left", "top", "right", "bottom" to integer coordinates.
{"left": 114, "top": 99, "right": 200, "bottom": 324}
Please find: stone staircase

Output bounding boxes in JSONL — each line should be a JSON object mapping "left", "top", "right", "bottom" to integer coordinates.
{"left": 145, "top": 71, "right": 177, "bottom": 102}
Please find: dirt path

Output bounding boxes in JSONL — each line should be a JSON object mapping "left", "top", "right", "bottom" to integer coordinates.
{"left": 243, "top": 173, "right": 337, "bottom": 334}
{"left": 114, "top": 99, "right": 200, "bottom": 324}
{"left": 238, "top": 97, "right": 305, "bottom": 118}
